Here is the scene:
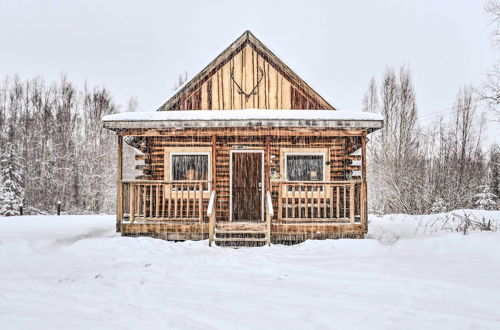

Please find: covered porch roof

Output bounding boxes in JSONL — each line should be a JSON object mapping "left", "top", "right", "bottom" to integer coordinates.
{"left": 102, "top": 109, "right": 384, "bottom": 131}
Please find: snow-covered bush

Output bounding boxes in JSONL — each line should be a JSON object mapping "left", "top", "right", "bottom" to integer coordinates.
{"left": 450, "top": 212, "right": 496, "bottom": 234}
{"left": 368, "top": 209, "right": 499, "bottom": 240}
{"left": 473, "top": 185, "right": 498, "bottom": 210}
{"left": 430, "top": 198, "right": 447, "bottom": 213}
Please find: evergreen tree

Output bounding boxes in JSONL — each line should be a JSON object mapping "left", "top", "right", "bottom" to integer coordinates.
{"left": 430, "top": 198, "right": 447, "bottom": 213}
{"left": 0, "top": 143, "right": 24, "bottom": 216}
{"left": 489, "top": 144, "right": 500, "bottom": 202}
{"left": 473, "top": 185, "right": 497, "bottom": 210}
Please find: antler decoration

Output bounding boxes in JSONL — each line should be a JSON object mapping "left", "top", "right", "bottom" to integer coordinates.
{"left": 230, "top": 67, "right": 264, "bottom": 102}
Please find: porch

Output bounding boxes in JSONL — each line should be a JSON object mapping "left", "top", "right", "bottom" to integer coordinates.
{"left": 104, "top": 110, "right": 382, "bottom": 245}
{"left": 117, "top": 179, "right": 366, "bottom": 244}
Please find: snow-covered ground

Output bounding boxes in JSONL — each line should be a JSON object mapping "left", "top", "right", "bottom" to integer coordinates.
{"left": 1, "top": 211, "right": 499, "bottom": 330}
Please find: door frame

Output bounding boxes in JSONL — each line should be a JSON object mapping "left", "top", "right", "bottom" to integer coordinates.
{"left": 229, "top": 149, "right": 265, "bottom": 222}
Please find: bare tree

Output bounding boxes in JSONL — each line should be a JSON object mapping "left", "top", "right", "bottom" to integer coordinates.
{"left": 366, "top": 70, "right": 489, "bottom": 214}
{"left": 172, "top": 71, "right": 188, "bottom": 92}
{"left": 480, "top": 0, "right": 500, "bottom": 117}
{"left": 126, "top": 96, "right": 139, "bottom": 112}
{"left": 0, "top": 75, "right": 119, "bottom": 214}
{"left": 362, "top": 77, "right": 379, "bottom": 113}
{"left": 367, "top": 66, "right": 421, "bottom": 214}
{"left": 485, "top": 0, "right": 500, "bottom": 46}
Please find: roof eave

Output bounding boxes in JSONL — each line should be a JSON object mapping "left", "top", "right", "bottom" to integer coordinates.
{"left": 103, "top": 119, "right": 383, "bottom": 131}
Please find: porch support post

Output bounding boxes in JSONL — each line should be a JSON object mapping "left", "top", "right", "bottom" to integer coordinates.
{"left": 265, "top": 135, "right": 271, "bottom": 193}
{"left": 116, "top": 135, "right": 123, "bottom": 232}
{"left": 361, "top": 132, "right": 368, "bottom": 232}
{"left": 265, "top": 135, "right": 272, "bottom": 226}
{"left": 211, "top": 134, "right": 217, "bottom": 224}
{"left": 211, "top": 135, "right": 216, "bottom": 191}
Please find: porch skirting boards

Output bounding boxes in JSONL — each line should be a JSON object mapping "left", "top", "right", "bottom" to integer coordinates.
{"left": 120, "top": 222, "right": 367, "bottom": 242}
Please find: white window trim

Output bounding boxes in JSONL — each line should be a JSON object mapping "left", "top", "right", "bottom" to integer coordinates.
{"left": 164, "top": 147, "right": 212, "bottom": 193}
{"left": 284, "top": 152, "right": 326, "bottom": 182}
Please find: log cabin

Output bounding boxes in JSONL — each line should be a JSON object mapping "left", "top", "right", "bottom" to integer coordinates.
{"left": 102, "top": 31, "right": 383, "bottom": 246}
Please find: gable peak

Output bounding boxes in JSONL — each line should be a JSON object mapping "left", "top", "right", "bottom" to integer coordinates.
{"left": 158, "top": 31, "right": 335, "bottom": 111}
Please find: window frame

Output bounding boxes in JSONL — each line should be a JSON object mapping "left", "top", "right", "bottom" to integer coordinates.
{"left": 280, "top": 147, "right": 330, "bottom": 197}
{"left": 284, "top": 152, "right": 326, "bottom": 182}
{"left": 164, "top": 147, "right": 212, "bottom": 193}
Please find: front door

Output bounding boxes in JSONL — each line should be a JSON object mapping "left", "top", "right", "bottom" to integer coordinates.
{"left": 231, "top": 151, "right": 263, "bottom": 221}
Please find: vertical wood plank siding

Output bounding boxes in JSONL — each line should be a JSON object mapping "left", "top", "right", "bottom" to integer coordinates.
{"left": 168, "top": 45, "right": 327, "bottom": 111}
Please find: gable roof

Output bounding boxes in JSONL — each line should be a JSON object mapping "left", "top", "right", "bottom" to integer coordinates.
{"left": 157, "top": 31, "right": 335, "bottom": 111}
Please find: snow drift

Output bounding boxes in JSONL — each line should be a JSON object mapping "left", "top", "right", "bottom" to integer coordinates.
{"left": 0, "top": 211, "right": 499, "bottom": 329}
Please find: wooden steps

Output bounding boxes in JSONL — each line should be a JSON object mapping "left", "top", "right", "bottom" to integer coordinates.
{"left": 215, "top": 229, "right": 267, "bottom": 235}
{"left": 214, "top": 222, "right": 269, "bottom": 247}
{"left": 214, "top": 238, "right": 268, "bottom": 242}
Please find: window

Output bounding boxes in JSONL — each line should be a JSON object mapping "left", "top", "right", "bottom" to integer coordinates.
{"left": 171, "top": 154, "right": 208, "bottom": 181}
{"left": 286, "top": 154, "right": 324, "bottom": 181}
{"left": 166, "top": 149, "right": 211, "bottom": 192}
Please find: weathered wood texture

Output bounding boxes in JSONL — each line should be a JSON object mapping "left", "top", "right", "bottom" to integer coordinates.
{"left": 123, "top": 181, "right": 208, "bottom": 223}
{"left": 165, "top": 39, "right": 333, "bottom": 111}
{"left": 278, "top": 181, "right": 361, "bottom": 224}
{"left": 120, "top": 222, "right": 366, "bottom": 241}
{"left": 116, "top": 136, "right": 123, "bottom": 232}
{"left": 361, "top": 133, "right": 368, "bottom": 232}
{"left": 126, "top": 128, "right": 364, "bottom": 225}
{"left": 108, "top": 32, "right": 377, "bottom": 242}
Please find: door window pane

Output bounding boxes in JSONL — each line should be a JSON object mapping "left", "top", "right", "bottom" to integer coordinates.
{"left": 286, "top": 155, "right": 324, "bottom": 181}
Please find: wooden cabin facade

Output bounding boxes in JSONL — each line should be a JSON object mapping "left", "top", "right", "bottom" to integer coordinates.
{"left": 103, "top": 31, "right": 383, "bottom": 245}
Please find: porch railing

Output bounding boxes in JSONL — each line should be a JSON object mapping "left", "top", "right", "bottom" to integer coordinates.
{"left": 278, "top": 181, "right": 361, "bottom": 223}
{"left": 120, "top": 180, "right": 362, "bottom": 225}
{"left": 121, "top": 180, "right": 209, "bottom": 223}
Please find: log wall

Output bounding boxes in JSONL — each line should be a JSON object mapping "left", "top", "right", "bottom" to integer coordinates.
{"left": 130, "top": 128, "right": 363, "bottom": 222}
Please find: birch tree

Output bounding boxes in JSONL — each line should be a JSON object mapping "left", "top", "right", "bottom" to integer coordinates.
{"left": 480, "top": 0, "right": 500, "bottom": 117}
{"left": 0, "top": 76, "right": 119, "bottom": 215}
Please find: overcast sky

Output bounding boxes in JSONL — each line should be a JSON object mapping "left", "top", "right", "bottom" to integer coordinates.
{"left": 0, "top": 1, "right": 495, "bottom": 123}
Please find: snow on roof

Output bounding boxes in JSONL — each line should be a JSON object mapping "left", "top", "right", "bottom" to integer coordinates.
{"left": 102, "top": 109, "right": 383, "bottom": 130}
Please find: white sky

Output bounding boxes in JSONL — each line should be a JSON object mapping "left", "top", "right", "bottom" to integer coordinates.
{"left": 0, "top": 0, "right": 496, "bottom": 128}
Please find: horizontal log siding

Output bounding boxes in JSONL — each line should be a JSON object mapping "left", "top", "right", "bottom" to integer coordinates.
{"left": 133, "top": 129, "right": 362, "bottom": 222}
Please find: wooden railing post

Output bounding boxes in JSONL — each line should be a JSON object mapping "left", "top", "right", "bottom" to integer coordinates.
{"left": 116, "top": 136, "right": 123, "bottom": 231}
{"left": 361, "top": 133, "right": 368, "bottom": 229}
{"left": 198, "top": 183, "right": 203, "bottom": 223}
{"left": 208, "top": 191, "right": 216, "bottom": 247}
{"left": 278, "top": 183, "right": 283, "bottom": 224}
{"left": 211, "top": 135, "right": 216, "bottom": 192}
{"left": 155, "top": 184, "right": 159, "bottom": 219}
{"left": 266, "top": 191, "right": 273, "bottom": 246}
{"left": 336, "top": 186, "right": 340, "bottom": 219}
{"left": 129, "top": 183, "right": 135, "bottom": 224}
{"left": 349, "top": 182, "right": 355, "bottom": 224}
{"left": 343, "top": 185, "right": 347, "bottom": 219}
